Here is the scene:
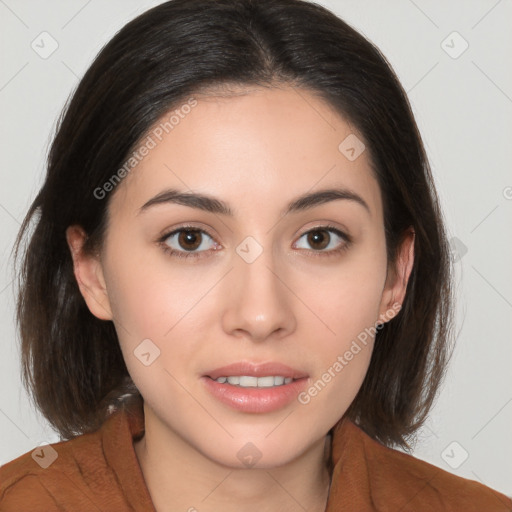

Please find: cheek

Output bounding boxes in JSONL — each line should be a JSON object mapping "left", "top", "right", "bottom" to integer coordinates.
{"left": 101, "top": 235, "right": 218, "bottom": 386}
{"left": 103, "top": 236, "right": 196, "bottom": 337}
{"left": 302, "top": 236, "right": 388, "bottom": 343}
{"left": 296, "top": 289, "right": 381, "bottom": 428}
{"left": 295, "top": 240, "right": 387, "bottom": 408}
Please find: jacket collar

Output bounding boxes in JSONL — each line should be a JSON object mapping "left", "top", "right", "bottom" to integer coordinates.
{"left": 111, "top": 398, "right": 371, "bottom": 510}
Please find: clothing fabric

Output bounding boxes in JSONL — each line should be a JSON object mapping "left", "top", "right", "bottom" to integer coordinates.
{"left": 1, "top": 401, "right": 511, "bottom": 511}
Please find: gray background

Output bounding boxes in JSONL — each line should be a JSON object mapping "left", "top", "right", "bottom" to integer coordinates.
{"left": 1, "top": 0, "right": 511, "bottom": 498}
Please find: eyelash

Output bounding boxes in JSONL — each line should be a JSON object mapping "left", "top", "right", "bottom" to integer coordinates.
{"left": 157, "top": 224, "right": 352, "bottom": 260}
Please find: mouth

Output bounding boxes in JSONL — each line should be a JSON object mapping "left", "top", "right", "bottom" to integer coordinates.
{"left": 201, "top": 361, "right": 309, "bottom": 413}
{"left": 209, "top": 375, "right": 295, "bottom": 387}
{"left": 204, "top": 361, "right": 309, "bottom": 381}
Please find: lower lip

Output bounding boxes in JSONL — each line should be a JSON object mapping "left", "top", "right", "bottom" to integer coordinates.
{"left": 201, "top": 376, "right": 309, "bottom": 413}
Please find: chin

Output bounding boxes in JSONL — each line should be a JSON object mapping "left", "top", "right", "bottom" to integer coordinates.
{"left": 197, "top": 431, "right": 319, "bottom": 470}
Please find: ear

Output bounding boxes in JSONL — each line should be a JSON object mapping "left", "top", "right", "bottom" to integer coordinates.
{"left": 378, "top": 228, "right": 415, "bottom": 324}
{"left": 66, "top": 225, "right": 113, "bottom": 321}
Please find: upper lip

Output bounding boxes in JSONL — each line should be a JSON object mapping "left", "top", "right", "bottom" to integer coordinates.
{"left": 204, "top": 362, "right": 309, "bottom": 380}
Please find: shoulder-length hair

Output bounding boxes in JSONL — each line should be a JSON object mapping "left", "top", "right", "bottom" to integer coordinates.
{"left": 14, "top": 0, "right": 453, "bottom": 448}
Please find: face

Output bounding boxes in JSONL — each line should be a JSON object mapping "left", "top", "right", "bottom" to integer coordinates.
{"left": 68, "top": 85, "right": 412, "bottom": 469}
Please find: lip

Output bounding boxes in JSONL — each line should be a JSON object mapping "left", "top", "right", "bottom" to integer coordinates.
{"left": 201, "top": 361, "right": 309, "bottom": 413}
{"left": 204, "top": 361, "right": 309, "bottom": 380}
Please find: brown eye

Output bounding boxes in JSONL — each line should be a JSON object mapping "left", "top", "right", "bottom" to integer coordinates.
{"left": 177, "top": 229, "right": 202, "bottom": 251}
{"left": 306, "top": 229, "right": 331, "bottom": 250}
{"left": 162, "top": 227, "right": 217, "bottom": 258}
{"left": 294, "top": 225, "right": 351, "bottom": 256}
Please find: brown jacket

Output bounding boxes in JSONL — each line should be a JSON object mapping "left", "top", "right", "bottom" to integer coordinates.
{"left": 1, "top": 402, "right": 511, "bottom": 511}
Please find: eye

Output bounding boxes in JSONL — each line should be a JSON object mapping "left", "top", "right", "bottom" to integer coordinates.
{"left": 294, "top": 225, "right": 351, "bottom": 256}
{"left": 159, "top": 226, "right": 219, "bottom": 260}
{"left": 158, "top": 224, "right": 351, "bottom": 261}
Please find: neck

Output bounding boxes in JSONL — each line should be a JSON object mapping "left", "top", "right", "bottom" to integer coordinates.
{"left": 134, "top": 402, "right": 332, "bottom": 512}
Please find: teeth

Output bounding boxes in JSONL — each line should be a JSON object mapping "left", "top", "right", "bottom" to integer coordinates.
{"left": 257, "top": 376, "right": 277, "bottom": 387}
{"left": 239, "top": 376, "right": 258, "bottom": 387}
{"left": 214, "top": 376, "right": 294, "bottom": 387}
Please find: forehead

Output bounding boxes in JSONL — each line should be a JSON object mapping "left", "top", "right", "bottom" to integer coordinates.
{"left": 108, "top": 85, "right": 381, "bottom": 220}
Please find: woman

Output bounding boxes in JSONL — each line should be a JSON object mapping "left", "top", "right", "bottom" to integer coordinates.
{"left": 1, "top": 0, "right": 510, "bottom": 510}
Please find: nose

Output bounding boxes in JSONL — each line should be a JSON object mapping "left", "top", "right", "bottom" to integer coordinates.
{"left": 221, "top": 244, "right": 297, "bottom": 343}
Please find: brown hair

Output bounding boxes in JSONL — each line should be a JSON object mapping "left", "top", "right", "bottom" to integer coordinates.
{"left": 14, "top": 0, "right": 453, "bottom": 449}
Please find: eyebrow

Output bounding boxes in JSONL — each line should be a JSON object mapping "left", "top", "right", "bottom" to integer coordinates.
{"left": 138, "top": 187, "right": 370, "bottom": 217}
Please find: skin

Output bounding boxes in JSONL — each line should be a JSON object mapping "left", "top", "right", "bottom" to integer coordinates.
{"left": 67, "top": 85, "right": 414, "bottom": 512}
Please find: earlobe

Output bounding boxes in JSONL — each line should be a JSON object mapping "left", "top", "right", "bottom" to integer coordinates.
{"left": 66, "top": 225, "right": 113, "bottom": 321}
{"left": 378, "top": 228, "right": 415, "bottom": 323}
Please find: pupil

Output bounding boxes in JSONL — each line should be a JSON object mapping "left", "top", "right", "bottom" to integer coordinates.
{"left": 179, "top": 230, "right": 201, "bottom": 251}
{"left": 176, "top": 229, "right": 330, "bottom": 252}
{"left": 309, "top": 230, "right": 329, "bottom": 250}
